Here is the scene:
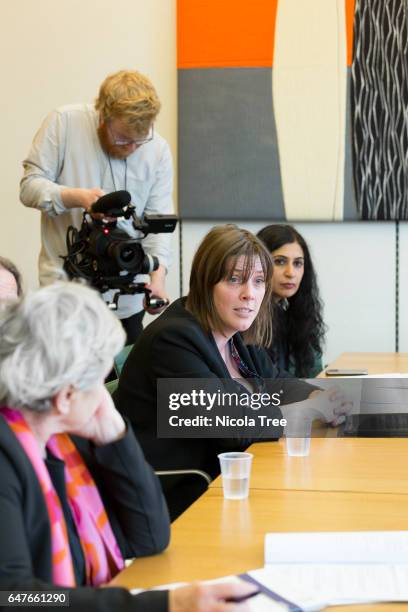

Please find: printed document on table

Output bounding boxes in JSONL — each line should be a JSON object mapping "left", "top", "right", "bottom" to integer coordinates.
{"left": 264, "top": 530, "right": 408, "bottom": 564}
{"left": 257, "top": 531, "right": 408, "bottom": 610}
{"left": 247, "top": 564, "right": 408, "bottom": 611}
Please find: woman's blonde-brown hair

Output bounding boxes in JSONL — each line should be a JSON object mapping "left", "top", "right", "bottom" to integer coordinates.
{"left": 95, "top": 70, "right": 161, "bottom": 134}
{"left": 186, "top": 225, "right": 274, "bottom": 346}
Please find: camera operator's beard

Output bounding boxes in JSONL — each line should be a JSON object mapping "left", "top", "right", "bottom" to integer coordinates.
{"left": 97, "top": 124, "right": 129, "bottom": 160}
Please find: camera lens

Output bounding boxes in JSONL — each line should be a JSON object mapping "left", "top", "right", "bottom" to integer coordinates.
{"left": 121, "top": 247, "right": 136, "bottom": 263}
{"left": 113, "top": 242, "right": 143, "bottom": 271}
{"left": 143, "top": 254, "right": 159, "bottom": 274}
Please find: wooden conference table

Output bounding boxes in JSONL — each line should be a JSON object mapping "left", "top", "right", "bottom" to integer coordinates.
{"left": 112, "top": 352, "right": 408, "bottom": 610}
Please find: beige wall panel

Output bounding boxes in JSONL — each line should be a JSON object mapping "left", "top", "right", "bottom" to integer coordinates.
{"left": 0, "top": 0, "right": 177, "bottom": 299}
{"left": 273, "top": 0, "right": 347, "bottom": 220}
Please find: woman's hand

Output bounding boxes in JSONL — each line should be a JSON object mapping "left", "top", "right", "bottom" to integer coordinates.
{"left": 281, "top": 386, "right": 353, "bottom": 432}
{"left": 169, "top": 582, "right": 258, "bottom": 611}
{"left": 71, "top": 386, "right": 126, "bottom": 446}
{"left": 306, "top": 386, "right": 353, "bottom": 426}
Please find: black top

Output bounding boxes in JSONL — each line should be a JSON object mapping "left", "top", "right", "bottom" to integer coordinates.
{"left": 0, "top": 416, "right": 170, "bottom": 612}
{"left": 114, "top": 298, "right": 313, "bottom": 482}
{"left": 266, "top": 305, "right": 323, "bottom": 378}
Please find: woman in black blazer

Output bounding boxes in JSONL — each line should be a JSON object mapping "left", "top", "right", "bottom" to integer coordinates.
{"left": 115, "top": 225, "right": 350, "bottom": 519}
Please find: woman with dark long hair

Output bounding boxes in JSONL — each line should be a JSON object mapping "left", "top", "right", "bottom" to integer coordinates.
{"left": 257, "top": 225, "right": 325, "bottom": 378}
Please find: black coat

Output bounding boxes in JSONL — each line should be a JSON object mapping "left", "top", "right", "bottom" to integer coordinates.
{"left": 0, "top": 416, "right": 170, "bottom": 612}
{"left": 114, "top": 298, "right": 312, "bottom": 480}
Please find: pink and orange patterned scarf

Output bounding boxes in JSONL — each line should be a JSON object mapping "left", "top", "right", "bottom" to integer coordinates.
{"left": 0, "top": 406, "right": 124, "bottom": 587}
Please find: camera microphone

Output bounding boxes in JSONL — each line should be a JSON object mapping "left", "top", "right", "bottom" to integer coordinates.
{"left": 91, "top": 190, "right": 131, "bottom": 215}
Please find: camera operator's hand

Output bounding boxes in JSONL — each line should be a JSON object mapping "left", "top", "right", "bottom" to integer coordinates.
{"left": 61, "top": 188, "right": 117, "bottom": 221}
{"left": 144, "top": 265, "right": 170, "bottom": 315}
{"left": 61, "top": 187, "right": 105, "bottom": 211}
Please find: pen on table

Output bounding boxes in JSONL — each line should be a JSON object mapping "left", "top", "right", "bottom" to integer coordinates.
{"left": 224, "top": 589, "right": 261, "bottom": 603}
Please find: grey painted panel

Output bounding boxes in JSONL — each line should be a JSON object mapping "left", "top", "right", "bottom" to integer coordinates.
{"left": 178, "top": 68, "right": 285, "bottom": 220}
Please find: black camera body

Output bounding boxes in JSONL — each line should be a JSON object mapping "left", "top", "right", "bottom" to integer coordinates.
{"left": 87, "top": 222, "right": 158, "bottom": 277}
{"left": 62, "top": 190, "right": 177, "bottom": 309}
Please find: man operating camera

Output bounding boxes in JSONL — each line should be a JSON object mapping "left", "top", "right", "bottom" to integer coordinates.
{"left": 20, "top": 70, "right": 174, "bottom": 342}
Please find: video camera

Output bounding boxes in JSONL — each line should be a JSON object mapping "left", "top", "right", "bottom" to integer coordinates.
{"left": 62, "top": 190, "right": 177, "bottom": 310}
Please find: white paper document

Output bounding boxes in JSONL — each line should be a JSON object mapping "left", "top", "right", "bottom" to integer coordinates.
{"left": 264, "top": 530, "right": 408, "bottom": 565}
{"left": 248, "top": 564, "right": 408, "bottom": 611}
{"left": 258, "top": 531, "right": 408, "bottom": 610}
{"left": 132, "top": 561, "right": 408, "bottom": 611}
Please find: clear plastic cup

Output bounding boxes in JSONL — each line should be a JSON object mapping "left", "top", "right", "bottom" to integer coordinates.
{"left": 218, "top": 452, "right": 253, "bottom": 499}
{"left": 285, "top": 419, "right": 312, "bottom": 457}
{"left": 286, "top": 436, "right": 311, "bottom": 456}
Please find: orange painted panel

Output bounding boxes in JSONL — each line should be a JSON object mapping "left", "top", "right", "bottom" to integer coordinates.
{"left": 345, "top": 0, "right": 355, "bottom": 66}
{"left": 177, "top": 0, "right": 279, "bottom": 69}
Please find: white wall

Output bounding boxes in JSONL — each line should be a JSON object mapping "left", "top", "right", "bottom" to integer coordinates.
{"left": 0, "top": 0, "right": 178, "bottom": 298}
{"left": 0, "top": 0, "right": 400, "bottom": 363}
{"left": 399, "top": 223, "right": 408, "bottom": 351}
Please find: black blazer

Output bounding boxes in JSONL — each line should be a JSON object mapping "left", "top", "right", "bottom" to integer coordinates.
{"left": 0, "top": 416, "right": 170, "bottom": 612}
{"left": 114, "top": 298, "right": 312, "bottom": 480}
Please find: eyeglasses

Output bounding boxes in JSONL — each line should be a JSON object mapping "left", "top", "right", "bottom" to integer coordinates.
{"left": 108, "top": 123, "right": 154, "bottom": 146}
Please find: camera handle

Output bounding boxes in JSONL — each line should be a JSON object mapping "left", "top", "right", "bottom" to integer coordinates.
{"left": 105, "top": 283, "right": 148, "bottom": 311}
{"left": 145, "top": 292, "right": 169, "bottom": 310}
{"left": 106, "top": 286, "right": 168, "bottom": 311}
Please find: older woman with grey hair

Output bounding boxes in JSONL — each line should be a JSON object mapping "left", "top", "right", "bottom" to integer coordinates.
{"left": 0, "top": 281, "right": 254, "bottom": 612}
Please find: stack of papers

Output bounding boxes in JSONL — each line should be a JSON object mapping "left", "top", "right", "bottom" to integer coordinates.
{"left": 243, "top": 531, "right": 408, "bottom": 610}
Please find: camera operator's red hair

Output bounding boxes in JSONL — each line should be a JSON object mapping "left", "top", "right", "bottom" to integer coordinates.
{"left": 95, "top": 70, "right": 161, "bottom": 134}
